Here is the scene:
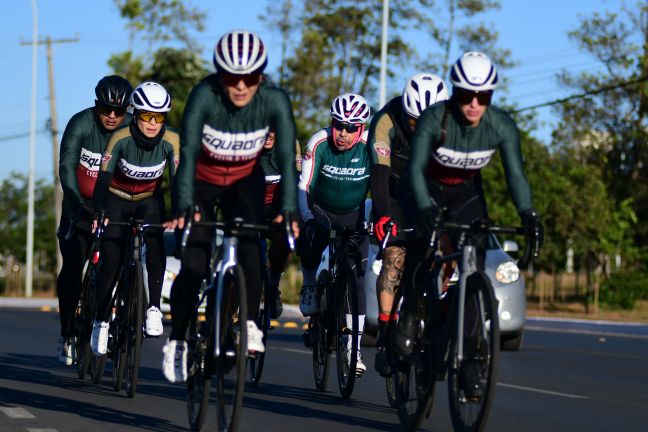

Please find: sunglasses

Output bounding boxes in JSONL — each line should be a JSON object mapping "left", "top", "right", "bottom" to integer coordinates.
{"left": 97, "top": 104, "right": 127, "bottom": 117}
{"left": 220, "top": 72, "right": 262, "bottom": 87}
{"left": 138, "top": 111, "right": 166, "bottom": 123}
{"left": 454, "top": 89, "right": 493, "bottom": 106}
{"left": 332, "top": 120, "right": 361, "bottom": 133}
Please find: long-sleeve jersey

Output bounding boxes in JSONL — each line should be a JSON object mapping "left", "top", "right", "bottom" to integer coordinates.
{"left": 367, "top": 96, "right": 412, "bottom": 218}
{"left": 298, "top": 128, "right": 370, "bottom": 221}
{"left": 58, "top": 107, "right": 132, "bottom": 217}
{"left": 173, "top": 76, "right": 298, "bottom": 215}
{"left": 93, "top": 124, "right": 180, "bottom": 208}
{"left": 261, "top": 141, "right": 302, "bottom": 206}
{"left": 407, "top": 102, "right": 533, "bottom": 215}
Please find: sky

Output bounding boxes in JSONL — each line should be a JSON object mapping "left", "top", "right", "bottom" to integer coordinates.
{"left": 0, "top": 0, "right": 621, "bottom": 183}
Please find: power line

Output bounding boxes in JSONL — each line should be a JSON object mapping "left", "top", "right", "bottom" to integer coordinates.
{"left": 0, "top": 129, "right": 48, "bottom": 143}
{"left": 513, "top": 76, "right": 648, "bottom": 113}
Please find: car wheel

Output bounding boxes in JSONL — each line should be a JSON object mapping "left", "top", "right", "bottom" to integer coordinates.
{"left": 501, "top": 331, "right": 524, "bottom": 351}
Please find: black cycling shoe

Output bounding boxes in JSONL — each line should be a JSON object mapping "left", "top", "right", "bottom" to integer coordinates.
{"left": 393, "top": 314, "right": 417, "bottom": 356}
{"left": 459, "top": 360, "right": 485, "bottom": 401}
{"left": 374, "top": 346, "right": 393, "bottom": 377}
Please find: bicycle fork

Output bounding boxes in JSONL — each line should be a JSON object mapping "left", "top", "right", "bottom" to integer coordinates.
{"left": 455, "top": 245, "right": 478, "bottom": 363}
{"left": 214, "top": 236, "right": 238, "bottom": 358}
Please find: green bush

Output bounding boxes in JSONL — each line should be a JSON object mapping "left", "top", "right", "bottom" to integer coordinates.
{"left": 599, "top": 270, "right": 648, "bottom": 309}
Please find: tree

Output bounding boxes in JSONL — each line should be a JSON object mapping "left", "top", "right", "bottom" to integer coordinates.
{"left": 552, "top": 1, "right": 648, "bottom": 246}
{"left": 0, "top": 174, "right": 56, "bottom": 272}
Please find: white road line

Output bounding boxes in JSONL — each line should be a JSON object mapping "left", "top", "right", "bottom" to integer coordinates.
{"left": 27, "top": 429, "right": 58, "bottom": 432}
{"left": 0, "top": 407, "right": 35, "bottom": 419}
{"left": 498, "top": 382, "right": 589, "bottom": 399}
{"left": 278, "top": 347, "right": 311, "bottom": 355}
{"left": 526, "top": 325, "right": 648, "bottom": 340}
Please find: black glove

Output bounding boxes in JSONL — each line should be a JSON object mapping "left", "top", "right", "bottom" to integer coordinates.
{"left": 416, "top": 206, "right": 438, "bottom": 239}
{"left": 521, "top": 208, "right": 544, "bottom": 248}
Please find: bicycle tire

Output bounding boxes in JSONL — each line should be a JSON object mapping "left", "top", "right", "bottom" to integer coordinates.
{"left": 394, "top": 342, "right": 436, "bottom": 431}
{"left": 214, "top": 267, "right": 247, "bottom": 431}
{"left": 447, "top": 272, "right": 499, "bottom": 432}
{"left": 125, "top": 261, "right": 145, "bottom": 398}
{"left": 111, "top": 289, "right": 127, "bottom": 392}
{"left": 312, "top": 270, "right": 330, "bottom": 392}
{"left": 89, "top": 354, "right": 106, "bottom": 384}
{"left": 386, "top": 374, "right": 398, "bottom": 408}
{"left": 335, "top": 269, "right": 359, "bottom": 399}
{"left": 76, "top": 258, "right": 96, "bottom": 379}
{"left": 187, "top": 306, "right": 213, "bottom": 431}
{"left": 248, "top": 280, "right": 269, "bottom": 386}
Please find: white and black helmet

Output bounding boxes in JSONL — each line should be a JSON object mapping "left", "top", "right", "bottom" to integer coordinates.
{"left": 330, "top": 93, "right": 371, "bottom": 124}
{"left": 402, "top": 73, "right": 449, "bottom": 118}
{"left": 450, "top": 51, "right": 499, "bottom": 92}
{"left": 131, "top": 82, "right": 171, "bottom": 113}
{"left": 213, "top": 30, "right": 268, "bottom": 75}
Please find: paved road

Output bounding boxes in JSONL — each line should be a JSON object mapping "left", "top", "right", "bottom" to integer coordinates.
{"left": 1, "top": 307, "right": 648, "bottom": 431}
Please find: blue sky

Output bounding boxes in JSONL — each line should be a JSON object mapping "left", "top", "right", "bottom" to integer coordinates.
{"left": 1, "top": 0, "right": 619, "bottom": 181}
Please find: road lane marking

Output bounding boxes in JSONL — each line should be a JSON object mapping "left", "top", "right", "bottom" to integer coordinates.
{"left": 277, "top": 347, "right": 311, "bottom": 355}
{"left": 526, "top": 325, "right": 648, "bottom": 340}
{"left": 498, "top": 382, "right": 589, "bottom": 399}
{"left": 0, "top": 407, "right": 35, "bottom": 418}
{"left": 27, "top": 429, "right": 58, "bottom": 432}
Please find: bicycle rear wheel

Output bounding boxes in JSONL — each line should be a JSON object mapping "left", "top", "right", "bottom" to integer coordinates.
{"left": 334, "top": 269, "right": 358, "bottom": 399}
{"left": 248, "top": 280, "right": 269, "bottom": 386}
{"left": 214, "top": 268, "right": 247, "bottom": 431}
{"left": 187, "top": 305, "right": 213, "bottom": 431}
{"left": 447, "top": 272, "right": 499, "bottom": 432}
{"left": 125, "top": 261, "right": 145, "bottom": 398}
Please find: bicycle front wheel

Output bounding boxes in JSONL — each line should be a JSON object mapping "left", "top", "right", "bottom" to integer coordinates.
{"left": 214, "top": 268, "right": 247, "bottom": 431}
{"left": 447, "top": 272, "right": 499, "bottom": 432}
{"left": 334, "top": 269, "right": 358, "bottom": 399}
{"left": 187, "top": 308, "right": 213, "bottom": 431}
{"left": 125, "top": 261, "right": 145, "bottom": 398}
{"left": 394, "top": 336, "right": 435, "bottom": 431}
{"left": 76, "top": 257, "right": 97, "bottom": 379}
{"left": 248, "top": 280, "right": 269, "bottom": 386}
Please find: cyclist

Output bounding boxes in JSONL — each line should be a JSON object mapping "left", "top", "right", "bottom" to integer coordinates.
{"left": 298, "top": 93, "right": 371, "bottom": 375}
{"left": 162, "top": 30, "right": 299, "bottom": 383}
{"left": 90, "top": 82, "right": 179, "bottom": 355}
{"left": 367, "top": 73, "right": 449, "bottom": 377}
{"left": 260, "top": 128, "right": 302, "bottom": 319}
{"left": 56, "top": 75, "right": 133, "bottom": 365}
{"left": 395, "top": 52, "right": 543, "bottom": 398}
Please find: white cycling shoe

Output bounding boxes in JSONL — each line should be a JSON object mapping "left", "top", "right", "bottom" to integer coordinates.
{"left": 90, "top": 321, "right": 109, "bottom": 356}
{"left": 145, "top": 306, "right": 164, "bottom": 337}
{"left": 162, "top": 339, "right": 187, "bottom": 383}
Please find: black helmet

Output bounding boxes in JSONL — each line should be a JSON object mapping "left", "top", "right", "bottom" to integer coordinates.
{"left": 95, "top": 75, "right": 133, "bottom": 108}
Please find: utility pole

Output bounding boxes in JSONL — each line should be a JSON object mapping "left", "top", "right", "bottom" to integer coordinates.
{"left": 21, "top": 36, "right": 79, "bottom": 275}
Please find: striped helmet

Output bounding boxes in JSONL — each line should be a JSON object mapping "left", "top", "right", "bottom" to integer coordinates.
{"left": 450, "top": 51, "right": 499, "bottom": 92}
{"left": 330, "top": 93, "right": 371, "bottom": 124}
{"left": 213, "top": 30, "right": 268, "bottom": 75}
{"left": 402, "top": 73, "right": 449, "bottom": 118}
{"left": 131, "top": 82, "right": 171, "bottom": 113}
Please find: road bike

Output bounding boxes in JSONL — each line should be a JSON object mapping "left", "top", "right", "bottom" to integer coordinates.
{"left": 98, "top": 218, "right": 163, "bottom": 398}
{"left": 184, "top": 216, "right": 283, "bottom": 431}
{"left": 307, "top": 224, "right": 366, "bottom": 399}
{"left": 391, "top": 217, "right": 537, "bottom": 432}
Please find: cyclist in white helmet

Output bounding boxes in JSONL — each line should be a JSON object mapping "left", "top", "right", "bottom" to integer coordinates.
{"left": 162, "top": 30, "right": 299, "bottom": 383}
{"left": 298, "top": 93, "right": 371, "bottom": 376}
{"left": 395, "top": 51, "right": 543, "bottom": 399}
{"left": 90, "top": 81, "right": 179, "bottom": 355}
{"left": 366, "top": 72, "right": 448, "bottom": 377}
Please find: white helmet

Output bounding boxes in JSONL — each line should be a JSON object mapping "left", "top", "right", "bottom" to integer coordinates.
{"left": 450, "top": 51, "right": 499, "bottom": 91}
{"left": 402, "top": 73, "right": 449, "bottom": 118}
{"left": 213, "top": 30, "right": 267, "bottom": 75}
{"left": 131, "top": 82, "right": 171, "bottom": 113}
{"left": 330, "top": 93, "right": 371, "bottom": 124}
